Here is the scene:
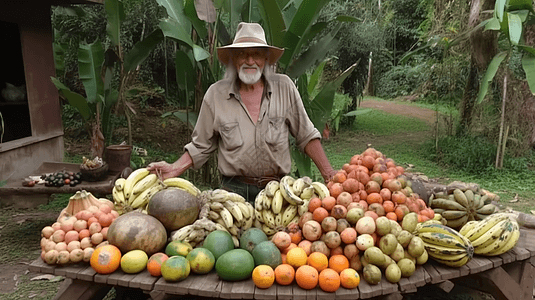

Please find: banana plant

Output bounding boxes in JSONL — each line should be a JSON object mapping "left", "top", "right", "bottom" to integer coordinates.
{"left": 475, "top": 0, "right": 535, "bottom": 168}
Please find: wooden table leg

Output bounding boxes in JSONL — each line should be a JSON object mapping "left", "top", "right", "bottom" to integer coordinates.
{"left": 52, "top": 278, "right": 111, "bottom": 300}
{"left": 453, "top": 258, "right": 535, "bottom": 300}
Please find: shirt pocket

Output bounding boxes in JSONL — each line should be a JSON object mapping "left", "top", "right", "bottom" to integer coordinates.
{"left": 220, "top": 122, "right": 243, "bottom": 151}
{"left": 266, "top": 117, "right": 287, "bottom": 148}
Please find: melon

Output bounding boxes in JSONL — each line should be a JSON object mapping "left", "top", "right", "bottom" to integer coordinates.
{"left": 107, "top": 212, "right": 167, "bottom": 256}
{"left": 148, "top": 188, "right": 200, "bottom": 231}
{"left": 239, "top": 228, "right": 268, "bottom": 253}
{"left": 203, "top": 230, "right": 235, "bottom": 261}
{"left": 251, "top": 241, "right": 282, "bottom": 268}
{"left": 215, "top": 249, "right": 255, "bottom": 281}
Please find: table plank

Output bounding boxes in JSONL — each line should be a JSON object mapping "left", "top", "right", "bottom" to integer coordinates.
{"left": 291, "top": 283, "right": 307, "bottom": 300}
{"left": 29, "top": 258, "right": 56, "bottom": 274}
{"left": 397, "top": 278, "right": 417, "bottom": 294}
{"left": 105, "top": 269, "right": 126, "bottom": 286}
{"left": 335, "top": 286, "right": 358, "bottom": 299}
{"left": 254, "top": 284, "right": 276, "bottom": 300}
{"left": 378, "top": 276, "right": 398, "bottom": 295}
{"left": 422, "top": 262, "right": 442, "bottom": 284}
{"left": 486, "top": 256, "right": 503, "bottom": 269}
{"left": 316, "top": 288, "right": 336, "bottom": 300}
{"left": 188, "top": 273, "right": 213, "bottom": 296}
{"left": 229, "top": 278, "right": 255, "bottom": 299}
{"left": 509, "top": 247, "right": 530, "bottom": 260}
{"left": 76, "top": 265, "right": 96, "bottom": 281}
{"left": 465, "top": 256, "right": 493, "bottom": 274}
{"left": 61, "top": 263, "right": 91, "bottom": 279}
{"left": 356, "top": 278, "right": 375, "bottom": 299}
{"left": 116, "top": 272, "right": 136, "bottom": 287}
{"left": 499, "top": 251, "right": 515, "bottom": 264}
{"left": 518, "top": 229, "right": 535, "bottom": 255}
{"left": 219, "top": 281, "right": 235, "bottom": 299}
{"left": 129, "top": 271, "right": 158, "bottom": 290}
{"left": 197, "top": 271, "right": 223, "bottom": 298}
{"left": 276, "top": 284, "right": 293, "bottom": 300}
{"left": 407, "top": 266, "right": 427, "bottom": 288}
{"left": 152, "top": 275, "right": 195, "bottom": 295}
{"left": 94, "top": 272, "right": 111, "bottom": 284}
{"left": 305, "top": 288, "right": 317, "bottom": 300}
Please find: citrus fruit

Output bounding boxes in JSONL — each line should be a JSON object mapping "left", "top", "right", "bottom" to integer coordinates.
{"left": 286, "top": 247, "right": 307, "bottom": 268}
{"left": 274, "top": 264, "right": 295, "bottom": 285}
{"left": 319, "top": 268, "right": 341, "bottom": 292}
{"left": 165, "top": 240, "right": 192, "bottom": 257}
{"left": 252, "top": 265, "right": 275, "bottom": 289}
{"left": 147, "top": 252, "right": 169, "bottom": 277}
{"left": 295, "top": 265, "right": 318, "bottom": 290}
{"left": 307, "top": 252, "right": 328, "bottom": 272}
{"left": 340, "top": 268, "right": 360, "bottom": 289}
{"left": 161, "top": 256, "right": 191, "bottom": 282}
{"left": 186, "top": 248, "right": 215, "bottom": 274}
{"left": 120, "top": 250, "right": 148, "bottom": 274}
{"left": 90, "top": 245, "right": 121, "bottom": 274}
{"left": 328, "top": 254, "right": 350, "bottom": 274}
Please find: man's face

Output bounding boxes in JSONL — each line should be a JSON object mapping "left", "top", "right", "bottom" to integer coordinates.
{"left": 233, "top": 48, "right": 268, "bottom": 85}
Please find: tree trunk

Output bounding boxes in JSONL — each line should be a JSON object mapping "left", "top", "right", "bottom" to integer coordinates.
{"left": 523, "top": 24, "right": 535, "bottom": 148}
{"left": 365, "top": 52, "right": 374, "bottom": 96}
{"left": 457, "top": 0, "right": 498, "bottom": 135}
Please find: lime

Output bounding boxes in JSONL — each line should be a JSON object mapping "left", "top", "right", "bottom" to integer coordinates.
{"left": 120, "top": 250, "right": 148, "bottom": 274}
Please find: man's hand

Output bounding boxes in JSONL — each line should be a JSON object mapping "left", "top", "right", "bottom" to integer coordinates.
{"left": 322, "top": 169, "right": 337, "bottom": 185}
{"left": 147, "top": 161, "right": 178, "bottom": 180}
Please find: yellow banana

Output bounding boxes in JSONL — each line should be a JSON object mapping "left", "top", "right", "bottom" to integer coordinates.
{"left": 255, "top": 209, "right": 264, "bottom": 223}
{"left": 486, "top": 221, "right": 519, "bottom": 256}
{"left": 445, "top": 215, "right": 469, "bottom": 229}
{"left": 114, "top": 178, "right": 126, "bottom": 191}
{"left": 298, "top": 199, "right": 310, "bottom": 216}
{"left": 211, "top": 189, "right": 230, "bottom": 202}
{"left": 430, "top": 199, "right": 466, "bottom": 211}
{"left": 471, "top": 219, "right": 509, "bottom": 248}
{"left": 271, "top": 190, "right": 284, "bottom": 214}
{"left": 275, "top": 213, "right": 283, "bottom": 227}
{"left": 453, "top": 189, "right": 470, "bottom": 209}
{"left": 282, "top": 205, "right": 298, "bottom": 226}
{"left": 210, "top": 202, "right": 224, "bottom": 212}
{"left": 223, "top": 200, "right": 243, "bottom": 222}
{"left": 163, "top": 177, "right": 201, "bottom": 197}
{"left": 262, "top": 224, "right": 278, "bottom": 235}
{"left": 264, "top": 180, "right": 280, "bottom": 197}
{"left": 292, "top": 178, "right": 306, "bottom": 196}
{"left": 311, "top": 181, "right": 330, "bottom": 199}
{"left": 131, "top": 182, "right": 164, "bottom": 209}
{"left": 227, "top": 192, "right": 246, "bottom": 203}
{"left": 459, "top": 220, "right": 479, "bottom": 236}
{"left": 280, "top": 176, "right": 304, "bottom": 205}
{"left": 464, "top": 213, "right": 511, "bottom": 242}
{"left": 219, "top": 207, "right": 234, "bottom": 229}
{"left": 112, "top": 186, "right": 125, "bottom": 205}
{"left": 123, "top": 168, "right": 150, "bottom": 199}
{"left": 300, "top": 186, "right": 315, "bottom": 200}
{"left": 430, "top": 254, "right": 470, "bottom": 267}
{"left": 476, "top": 204, "right": 497, "bottom": 215}
{"left": 132, "top": 173, "right": 158, "bottom": 196}
{"left": 441, "top": 210, "right": 468, "bottom": 220}
{"left": 236, "top": 201, "right": 251, "bottom": 219}
{"left": 418, "top": 232, "right": 469, "bottom": 250}
{"left": 262, "top": 209, "right": 276, "bottom": 228}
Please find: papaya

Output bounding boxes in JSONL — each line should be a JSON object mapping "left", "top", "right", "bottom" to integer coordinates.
{"left": 215, "top": 249, "right": 255, "bottom": 281}
{"left": 251, "top": 241, "right": 282, "bottom": 269}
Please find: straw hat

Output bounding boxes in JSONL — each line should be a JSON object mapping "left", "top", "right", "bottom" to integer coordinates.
{"left": 217, "top": 22, "right": 284, "bottom": 65}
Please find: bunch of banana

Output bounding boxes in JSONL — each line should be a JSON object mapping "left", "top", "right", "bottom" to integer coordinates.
{"left": 254, "top": 176, "right": 330, "bottom": 237}
{"left": 415, "top": 223, "right": 474, "bottom": 267}
{"left": 112, "top": 168, "right": 165, "bottom": 213}
{"left": 169, "top": 217, "right": 221, "bottom": 248}
{"left": 459, "top": 213, "right": 520, "bottom": 256}
{"left": 199, "top": 189, "right": 255, "bottom": 247}
{"left": 429, "top": 188, "right": 498, "bottom": 229}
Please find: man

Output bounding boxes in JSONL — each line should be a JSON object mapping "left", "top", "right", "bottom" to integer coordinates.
{"left": 148, "top": 22, "right": 336, "bottom": 203}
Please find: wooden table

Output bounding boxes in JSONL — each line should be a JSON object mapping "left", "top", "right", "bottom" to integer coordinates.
{"left": 0, "top": 162, "right": 120, "bottom": 208}
{"left": 28, "top": 228, "right": 535, "bottom": 300}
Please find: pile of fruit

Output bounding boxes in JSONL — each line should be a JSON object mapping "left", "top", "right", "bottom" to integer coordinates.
{"left": 39, "top": 191, "right": 118, "bottom": 265}
{"left": 80, "top": 156, "right": 104, "bottom": 170}
{"left": 35, "top": 147, "right": 524, "bottom": 294}
{"left": 40, "top": 171, "right": 83, "bottom": 187}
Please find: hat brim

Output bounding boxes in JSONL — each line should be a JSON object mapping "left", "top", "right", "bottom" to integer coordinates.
{"left": 217, "top": 43, "right": 284, "bottom": 65}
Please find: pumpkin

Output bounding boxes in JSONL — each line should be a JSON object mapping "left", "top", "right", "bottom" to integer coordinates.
{"left": 107, "top": 212, "right": 167, "bottom": 256}
{"left": 58, "top": 190, "right": 115, "bottom": 221}
{"left": 147, "top": 188, "right": 200, "bottom": 231}
{"left": 90, "top": 244, "right": 121, "bottom": 274}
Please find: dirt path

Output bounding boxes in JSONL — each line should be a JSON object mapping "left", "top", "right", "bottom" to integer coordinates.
{"left": 359, "top": 97, "right": 438, "bottom": 125}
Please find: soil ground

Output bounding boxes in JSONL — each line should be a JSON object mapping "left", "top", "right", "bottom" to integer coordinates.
{"left": 0, "top": 98, "right": 496, "bottom": 299}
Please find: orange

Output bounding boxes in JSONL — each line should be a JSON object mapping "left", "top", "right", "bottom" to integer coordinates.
{"left": 312, "top": 207, "right": 329, "bottom": 223}
{"left": 307, "top": 252, "right": 328, "bottom": 272}
{"left": 281, "top": 243, "right": 297, "bottom": 255}
{"left": 286, "top": 247, "right": 307, "bottom": 268}
{"left": 146, "top": 252, "right": 169, "bottom": 277}
{"left": 308, "top": 197, "right": 323, "bottom": 213}
{"left": 318, "top": 268, "right": 341, "bottom": 292}
{"left": 295, "top": 265, "right": 318, "bottom": 290}
{"left": 274, "top": 264, "right": 295, "bottom": 285}
{"left": 90, "top": 244, "right": 121, "bottom": 274}
{"left": 386, "top": 212, "right": 398, "bottom": 221}
{"left": 328, "top": 255, "right": 349, "bottom": 274}
{"left": 321, "top": 196, "right": 337, "bottom": 211}
{"left": 340, "top": 268, "right": 360, "bottom": 289}
{"left": 252, "top": 265, "right": 275, "bottom": 289}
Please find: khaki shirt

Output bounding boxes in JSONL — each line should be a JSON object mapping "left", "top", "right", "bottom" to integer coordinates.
{"left": 184, "top": 73, "right": 321, "bottom": 178}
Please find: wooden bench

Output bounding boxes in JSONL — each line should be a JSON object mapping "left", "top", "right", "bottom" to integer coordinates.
{"left": 28, "top": 227, "right": 535, "bottom": 300}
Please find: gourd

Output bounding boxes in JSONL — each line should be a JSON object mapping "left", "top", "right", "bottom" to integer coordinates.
{"left": 58, "top": 190, "right": 115, "bottom": 221}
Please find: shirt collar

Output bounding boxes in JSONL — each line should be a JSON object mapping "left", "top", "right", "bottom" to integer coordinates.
{"left": 227, "top": 74, "right": 273, "bottom": 100}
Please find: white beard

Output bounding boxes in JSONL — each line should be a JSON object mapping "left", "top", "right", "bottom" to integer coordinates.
{"left": 238, "top": 64, "right": 263, "bottom": 85}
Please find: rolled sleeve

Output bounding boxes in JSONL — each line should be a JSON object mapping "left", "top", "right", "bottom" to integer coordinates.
{"left": 183, "top": 91, "right": 218, "bottom": 170}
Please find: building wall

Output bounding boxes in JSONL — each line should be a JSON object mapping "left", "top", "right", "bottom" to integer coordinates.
{"left": 0, "top": 3, "right": 64, "bottom": 181}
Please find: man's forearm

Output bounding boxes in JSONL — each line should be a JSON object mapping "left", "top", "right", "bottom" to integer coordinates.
{"left": 172, "top": 151, "right": 193, "bottom": 177}
{"left": 304, "top": 138, "right": 336, "bottom": 182}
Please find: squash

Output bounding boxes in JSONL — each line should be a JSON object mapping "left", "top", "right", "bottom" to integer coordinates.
{"left": 147, "top": 188, "right": 200, "bottom": 231}
{"left": 107, "top": 212, "right": 167, "bottom": 256}
{"left": 58, "top": 190, "right": 115, "bottom": 221}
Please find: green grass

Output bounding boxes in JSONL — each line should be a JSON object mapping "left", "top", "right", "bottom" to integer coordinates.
{"left": 352, "top": 110, "right": 429, "bottom": 136}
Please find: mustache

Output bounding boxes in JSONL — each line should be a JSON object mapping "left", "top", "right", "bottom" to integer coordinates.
{"left": 240, "top": 63, "right": 260, "bottom": 71}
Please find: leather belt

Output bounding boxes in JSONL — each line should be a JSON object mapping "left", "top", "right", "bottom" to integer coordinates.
{"left": 224, "top": 175, "right": 283, "bottom": 188}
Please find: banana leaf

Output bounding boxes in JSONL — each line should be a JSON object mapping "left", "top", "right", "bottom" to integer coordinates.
{"left": 156, "top": 0, "right": 192, "bottom": 31}
{"left": 185, "top": 0, "right": 208, "bottom": 38}
{"left": 522, "top": 51, "right": 535, "bottom": 94}
{"left": 257, "top": 0, "right": 286, "bottom": 47}
{"left": 50, "top": 77, "right": 93, "bottom": 121}
{"left": 124, "top": 29, "right": 165, "bottom": 73}
{"left": 507, "top": 12, "right": 522, "bottom": 45}
{"left": 104, "top": 0, "right": 125, "bottom": 47}
{"left": 477, "top": 51, "right": 508, "bottom": 103}
{"left": 77, "top": 41, "right": 105, "bottom": 104}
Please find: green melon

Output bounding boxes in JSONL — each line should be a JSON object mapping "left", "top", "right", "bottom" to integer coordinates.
{"left": 202, "top": 230, "right": 234, "bottom": 261}
{"left": 161, "top": 256, "right": 191, "bottom": 282}
{"left": 239, "top": 228, "right": 268, "bottom": 253}
{"left": 251, "top": 241, "right": 282, "bottom": 269}
{"left": 215, "top": 249, "right": 255, "bottom": 281}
